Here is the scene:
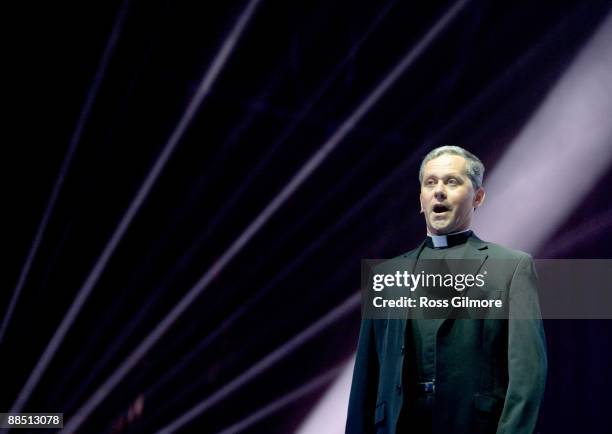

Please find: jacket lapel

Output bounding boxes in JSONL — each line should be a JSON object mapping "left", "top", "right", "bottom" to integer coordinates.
{"left": 434, "top": 234, "right": 489, "bottom": 332}
{"left": 400, "top": 240, "right": 427, "bottom": 331}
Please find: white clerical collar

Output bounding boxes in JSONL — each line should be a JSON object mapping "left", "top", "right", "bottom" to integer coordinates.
{"left": 427, "top": 229, "right": 472, "bottom": 248}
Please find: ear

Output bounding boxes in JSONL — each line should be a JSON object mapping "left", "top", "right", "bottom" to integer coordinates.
{"left": 419, "top": 192, "right": 424, "bottom": 213}
{"left": 473, "top": 187, "right": 485, "bottom": 209}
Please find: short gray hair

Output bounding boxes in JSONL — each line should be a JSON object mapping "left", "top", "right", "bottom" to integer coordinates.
{"left": 419, "top": 145, "right": 485, "bottom": 189}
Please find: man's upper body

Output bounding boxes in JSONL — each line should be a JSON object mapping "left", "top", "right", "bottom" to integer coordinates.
{"left": 346, "top": 146, "right": 547, "bottom": 434}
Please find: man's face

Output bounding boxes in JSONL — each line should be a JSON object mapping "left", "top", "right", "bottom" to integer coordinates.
{"left": 419, "top": 154, "right": 485, "bottom": 235}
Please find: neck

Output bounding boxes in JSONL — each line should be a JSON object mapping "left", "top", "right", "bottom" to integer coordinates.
{"left": 426, "top": 229, "right": 473, "bottom": 248}
{"left": 427, "top": 228, "right": 471, "bottom": 237}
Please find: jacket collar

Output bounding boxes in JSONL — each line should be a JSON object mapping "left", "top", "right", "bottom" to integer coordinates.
{"left": 402, "top": 232, "right": 489, "bottom": 260}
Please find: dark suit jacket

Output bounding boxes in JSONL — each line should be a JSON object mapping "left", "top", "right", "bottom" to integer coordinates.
{"left": 346, "top": 234, "right": 547, "bottom": 434}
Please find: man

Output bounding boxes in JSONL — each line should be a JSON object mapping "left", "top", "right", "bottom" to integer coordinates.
{"left": 346, "top": 146, "right": 547, "bottom": 434}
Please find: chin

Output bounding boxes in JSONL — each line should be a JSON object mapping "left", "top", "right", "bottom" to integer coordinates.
{"left": 431, "top": 223, "right": 458, "bottom": 235}
{"left": 432, "top": 225, "right": 450, "bottom": 235}
{"left": 430, "top": 227, "right": 449, "bottom": 235}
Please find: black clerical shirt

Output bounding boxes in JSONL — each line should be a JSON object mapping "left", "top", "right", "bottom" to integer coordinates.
{"left": 410, "top": 231, "right": 472, "bottom": 382}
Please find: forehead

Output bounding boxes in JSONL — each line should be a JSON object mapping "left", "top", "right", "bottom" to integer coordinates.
{"left": 423, "top": 154, "right": 468, "bottom": 177}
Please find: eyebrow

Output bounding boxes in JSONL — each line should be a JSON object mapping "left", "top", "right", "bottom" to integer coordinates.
{"left": 424, "top": 172, "right": 465, "bottom": 179}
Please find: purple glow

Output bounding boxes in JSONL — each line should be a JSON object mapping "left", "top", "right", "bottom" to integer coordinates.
{"left": 295, "top": 357, "right": 356, "bottom": 434}
{"left": 156, "top": 294, "right": 360, "bottom": 433}
{"left": 213, "top": 364, "right": 345, "bottom": 434}
{"left": 474, "top": 11, "right": 612, "bottom": 252}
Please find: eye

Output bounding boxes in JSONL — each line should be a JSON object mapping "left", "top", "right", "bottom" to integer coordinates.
{"left": 447, "top": 178, "right": 458, "bottom": 186}
{"left": 425, "top": 178, "right": 435, "bottom": 186}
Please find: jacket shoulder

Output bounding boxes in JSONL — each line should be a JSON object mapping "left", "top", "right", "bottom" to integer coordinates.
{"left": 482, "top": 241, "right": 533, "bottom": 260}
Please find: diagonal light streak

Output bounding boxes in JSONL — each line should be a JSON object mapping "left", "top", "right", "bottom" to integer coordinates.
{"left": 202, "top": 0, "right": 398, "bottom": 240}
{"left": 212, "top": 361, "right": 350, "bottom": 434}
{"left": 154, "top": 294, "right": 360, "bottom": 434}
{"left": 0, "top": 0, "right": 131, "bottom": 345}
{"left": 473, "top": 9, "right": 612, "bottom": 252}
{"left": 61, "top": 1, "right": 468, "bottom": 430}
{"left": 143, "top": 251, "right": 355, "bottom": 420}
{"left": 295, "top": 357, "right": 357, "bottom": 434}
{"left": 541, "top": 208, "right": 612, "bottom": 258}
{"left": 7, "top": 0, "right": 262, "bottom": 421}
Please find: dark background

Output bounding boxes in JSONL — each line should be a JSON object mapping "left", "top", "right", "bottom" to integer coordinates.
{"left": 3, "top": 0, "right": 612, "bottom": 432}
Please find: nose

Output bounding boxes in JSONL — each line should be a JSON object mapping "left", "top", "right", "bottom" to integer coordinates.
{"left": 434, "top": 180, "right": 446, "bottom": 200}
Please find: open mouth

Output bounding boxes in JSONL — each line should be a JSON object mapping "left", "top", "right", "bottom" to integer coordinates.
{"left": 432, "top": 204, "right": 450, "bottom": 214}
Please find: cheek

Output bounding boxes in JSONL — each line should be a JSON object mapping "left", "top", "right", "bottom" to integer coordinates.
{"left": 419, "top": 192, "right": 428, "bottom": 205}
{"left": 450, "top": 192, "right": 473, "bottom": 213}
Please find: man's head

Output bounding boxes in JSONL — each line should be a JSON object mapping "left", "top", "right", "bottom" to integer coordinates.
{"left": 419, "top": 145, "right": 486, "bottom": 235}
